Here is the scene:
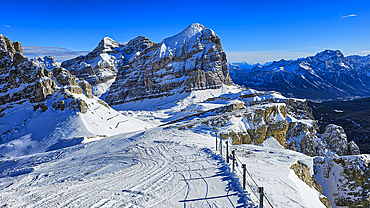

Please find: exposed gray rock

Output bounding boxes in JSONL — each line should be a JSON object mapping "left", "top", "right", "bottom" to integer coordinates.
{"left": 348, "top": 141, "right": 360, "bottom": 155}
{"left": 53, "top": 67, "right": 78, "bottom": 86}
{"left": 105, "top": 23, "right": 233, "bottom": 105}
{"left": 315, "top": 155, "right": 370, "bottom": 207}
{"left": 322, "top": 124, "right": 348, "bottom": 156}
{"left": 61, "top": 36, "right": 154, "bottom": 88}
{"left": 78, "top": 80, "right": 93, "bottom": 98}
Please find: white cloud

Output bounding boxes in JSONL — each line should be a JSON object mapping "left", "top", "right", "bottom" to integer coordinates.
{"left": 225, "top": 50, "right": 314, "bottom": 64}
{"left": 23, "top": 46, "right": 89, "bottom": 62}
{"left": 4, "top": 24, "right": 11, "bottom": 28}
{"left": 341, "top": 14, "right": 357, "bottom": 19}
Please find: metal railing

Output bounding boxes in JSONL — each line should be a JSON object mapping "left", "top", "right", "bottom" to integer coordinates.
{"left": 215, "top": 133, "right": 274, "bottom": 208}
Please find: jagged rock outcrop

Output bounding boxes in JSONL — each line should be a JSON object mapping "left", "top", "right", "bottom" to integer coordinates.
{"left": 0, "top": 34, "right": 23, "bottom": 56}
{"left": 78, "top": 79, "right": 93, "bottom": 98}
{"left": 0, "top": 34, "right": 57, "bottom": 110}
{"left": 322, "top": 124, "right": 348, "bottom": 156}
{"left": 105, "top": 23, "right": 233, "bottom": 105}
{"left": 315, "top": 155, "right": 370, "bottom": 207}
{"left": 291, "top": 161, "right": 332, "bottom": 208}
{"left": 0, "top": 35, "right": 94, "bottom": 117}
{"left": 321, "top": 124, "right": 360, "bottom": 156}
{"left": 348, "top": 141, "right": 361, "bottom": 155}
{"left": 61, "top": 36, "right": 154, "bottom": 97}
{"left": 0, "top": 35, "right": 102, "bottom": 144}
{"left": 53, "top": 67, "right": 78, "bottom": 86}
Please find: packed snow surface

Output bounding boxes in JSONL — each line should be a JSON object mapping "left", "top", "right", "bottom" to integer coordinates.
{"left": 0, "top": 129, "right": 252, "bottom": 207}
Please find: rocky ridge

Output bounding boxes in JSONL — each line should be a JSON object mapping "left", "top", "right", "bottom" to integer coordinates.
{"left": 164, "top": 88, "right": 360, "bottom": 158}
{"left": 0, "top": 35, "right": 93, "bottom": 117}
{"left": 61, "top": 36, "right": 154, "bottom": 97}
{"left": 105, "top": 23, "right": 233, "bottom": 105}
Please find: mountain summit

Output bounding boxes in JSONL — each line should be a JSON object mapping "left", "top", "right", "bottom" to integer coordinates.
{"left": 105, "top": 23, "right": 233, "bottom": 105}
{"left": 61, "top": 36, "right": 154, "bottom": 97}
{"left": 93, "top": 37, "right": 120, "bottom": 52}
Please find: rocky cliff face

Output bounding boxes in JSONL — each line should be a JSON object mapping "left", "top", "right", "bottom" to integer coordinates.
{"left": 0, "top": 34, "right": 56, "bottom": 111}
{"left": 291, "top": 161, "right": 332, "bottom": 208}
{"left": 105, "top": 23, "right": 233, "bottom": 105}
{"left": 0, "top": 35, "right": 94, "bottom": 115}
{"left": 0, "top": 35, "right": 100, "bottom": 143}
{"left": 166, "top": 88, "right": 359, "bottom": 158}
{"left": 315, "top": 155, "right": 370, "bottom": 207}
{"left": 61, "top": 36, "right": 154, "bottom": 97}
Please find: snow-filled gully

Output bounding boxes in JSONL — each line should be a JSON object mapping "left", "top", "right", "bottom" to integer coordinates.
{"left": 0, "top": 130, "right": 252, "bottom": 207}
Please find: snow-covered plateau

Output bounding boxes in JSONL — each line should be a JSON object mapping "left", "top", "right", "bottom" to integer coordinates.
{"left": 1, "top": 24, "right": 369, "bottom": 208}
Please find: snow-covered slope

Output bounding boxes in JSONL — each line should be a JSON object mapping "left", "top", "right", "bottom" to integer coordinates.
{"left": 231, "top": 50, "right": 370, "bottom": 101}
{"left": 61, "top": 36, "right": 154, "bottom": 97}
{"left": 1, "top": 124, "right": 331, "bottom": 207}
{"left": 105, "top": 23, "right": 233, "bottom": 105}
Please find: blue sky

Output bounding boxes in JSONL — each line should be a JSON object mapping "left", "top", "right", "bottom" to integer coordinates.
{"left": 2, "top": 0, "right": 370, "bottom": 63}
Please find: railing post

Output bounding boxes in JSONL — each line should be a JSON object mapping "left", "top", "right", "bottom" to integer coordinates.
{"left": 259, "top": 187, "right": 264, "bottom": 208}
{"left": 219, "top": 139, "right": 222, "bottom": 155}
{"left": 215, "top": 133, "right": 218, "bottom": 151}
{"left": 226, "top": 141, "right": 229, "bottom": 163}
{"left": 242, "top": 164, "right": 246, "bottom": 190}
{"left": 232, "top": 150, "right": 235, "bottom": 170}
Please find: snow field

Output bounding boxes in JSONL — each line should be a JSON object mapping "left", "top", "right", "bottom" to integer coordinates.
{"left": 0, "top": 129, "right": 253, "bottom": 207}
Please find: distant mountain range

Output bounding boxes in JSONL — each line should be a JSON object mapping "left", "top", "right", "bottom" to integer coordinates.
{"left": 230, "top": 50, "right": 370, "bottom": 101}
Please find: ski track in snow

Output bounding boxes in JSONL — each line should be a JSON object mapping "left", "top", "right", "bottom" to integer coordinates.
{"left": 0, "top": 129, "right": 253, "bottom": 208}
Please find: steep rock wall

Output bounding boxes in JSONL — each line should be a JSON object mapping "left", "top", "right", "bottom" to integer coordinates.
{"left": 105, "top": 23, "right": 233, "bottom": 105}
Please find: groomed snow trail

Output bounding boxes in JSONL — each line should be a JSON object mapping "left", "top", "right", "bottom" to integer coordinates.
{"left": 0, "top": 129, "right": 253, "bottom": 207}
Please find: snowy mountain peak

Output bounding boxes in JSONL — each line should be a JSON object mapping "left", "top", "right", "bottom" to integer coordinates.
{"left": 163, "top": 23, "right": 206, "bottom": 48}
{"left": 31, "top": 55, "right": 60, "bottom": 70}
{"left": 122, "top": 35, "right": 154, "bottom": 56}
{"left": 93, "top": 37, "right": 119, "bottom": 52}
{"left": 314, "top": 49, "right": 344, "bottom": 60}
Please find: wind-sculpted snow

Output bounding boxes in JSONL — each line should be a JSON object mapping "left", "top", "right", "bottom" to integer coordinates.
{"left": 0, "top": 129, "right": 251, "bottom": 207}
